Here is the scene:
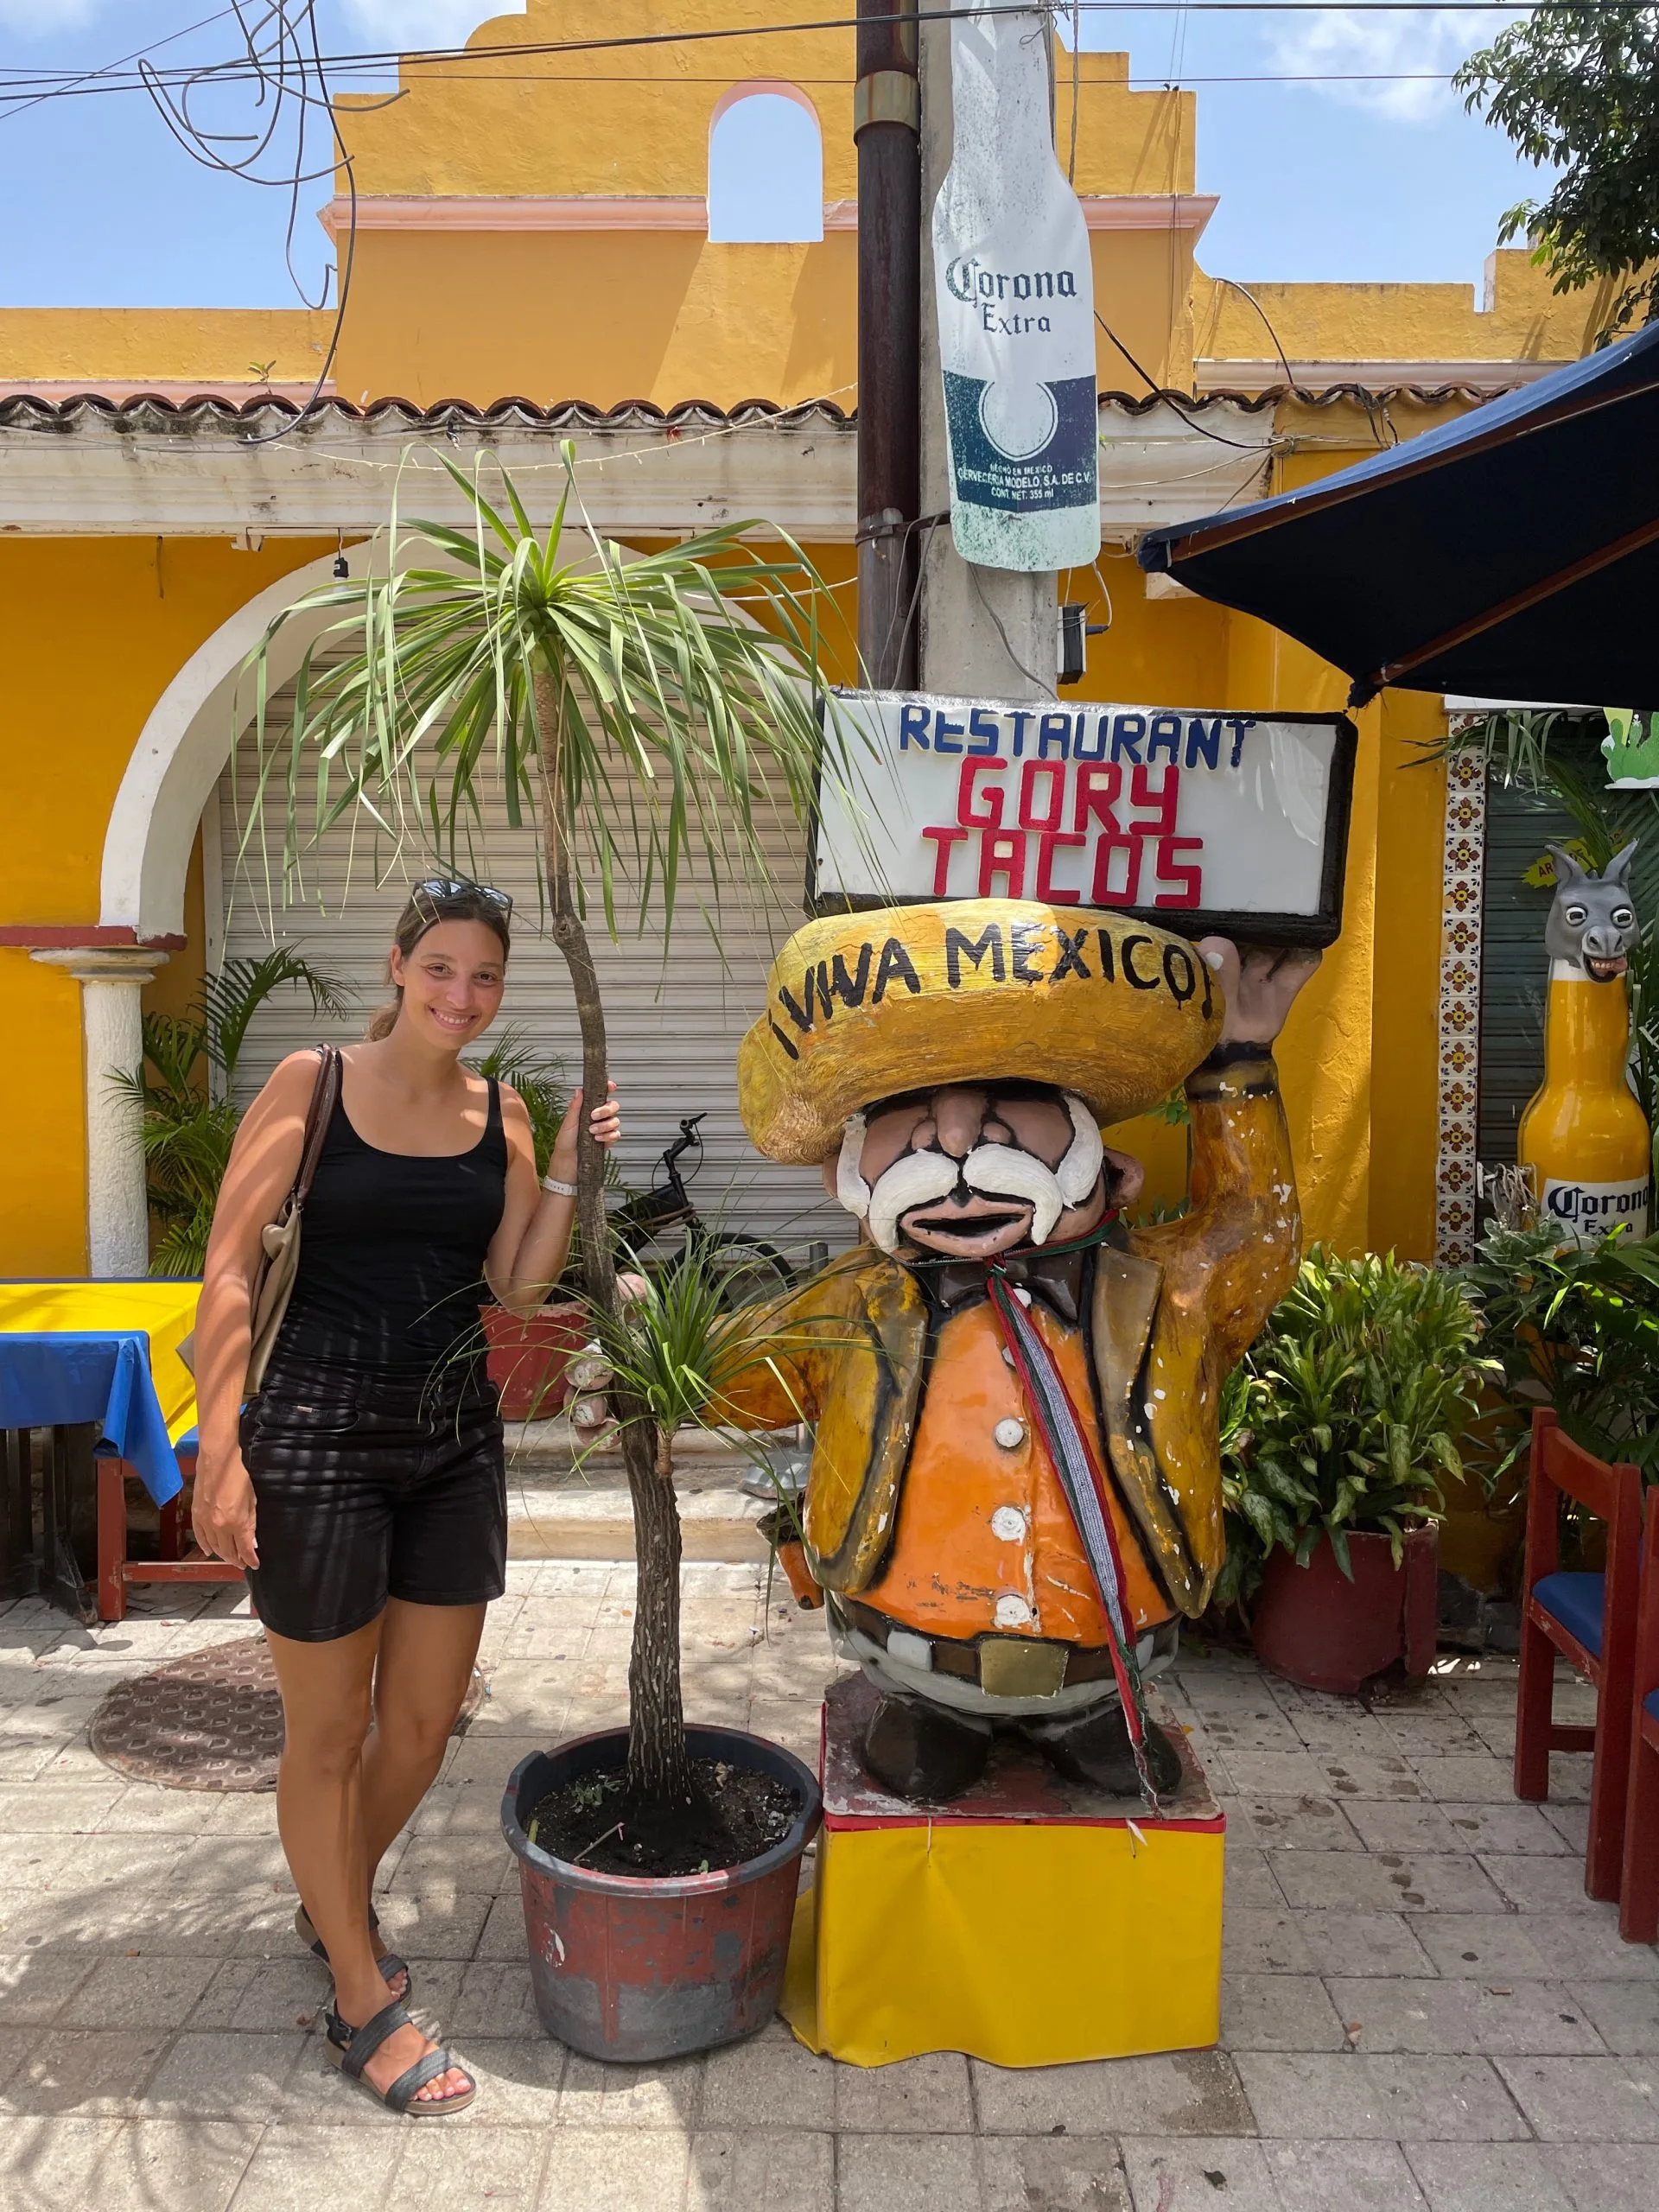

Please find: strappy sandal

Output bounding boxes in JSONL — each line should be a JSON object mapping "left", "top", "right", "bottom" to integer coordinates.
{"left": 323, "top": 1997, "right": 475, "bottom": 2118}
{"left": 294, "top": 1904, "right": 411, "bottom": 2000}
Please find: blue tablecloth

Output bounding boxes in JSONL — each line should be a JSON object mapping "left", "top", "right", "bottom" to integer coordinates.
{"left": 0, "top": 1332, "right": 184, "bottom": 1505}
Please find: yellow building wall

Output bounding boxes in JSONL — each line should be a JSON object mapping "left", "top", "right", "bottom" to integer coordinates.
{"left": 0, "top": 538, "right": 330, "bottom": 1274}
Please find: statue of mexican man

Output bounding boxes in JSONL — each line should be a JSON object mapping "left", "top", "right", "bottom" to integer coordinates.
{"left": 727, "top": 899, "right": 1318, "bottom": 1806}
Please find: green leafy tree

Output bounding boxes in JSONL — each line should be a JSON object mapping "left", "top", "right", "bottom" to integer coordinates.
{"left": 117, "top": 949, "right": 352, "bottom": 1276}
{"left": 1456, "top": 8, "right": 1659, "bottom": 338}
{"left": 245, "top": 449, "right": 868, "bottom": 1811}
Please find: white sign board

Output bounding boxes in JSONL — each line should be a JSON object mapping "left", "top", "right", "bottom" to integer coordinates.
{"left": 932, "top": 3, "right": 1101, "bottom": 572}
{"left": 815, "top": 690, "right": 1357, "bottom": 947}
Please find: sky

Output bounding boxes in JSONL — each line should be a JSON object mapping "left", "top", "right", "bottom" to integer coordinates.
{"left": 0, "top": 1, "right": 1545, "bottom": 312}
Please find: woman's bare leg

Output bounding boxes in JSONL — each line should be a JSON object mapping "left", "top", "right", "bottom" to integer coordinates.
{"left": 361, "top": 1598, "right": 487, "bottom": 1882}
{"left": 265, "top": 1619, "right": 470, "bottom": 2106}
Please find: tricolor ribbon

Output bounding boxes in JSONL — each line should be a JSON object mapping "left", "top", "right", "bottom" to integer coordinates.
{"left": 984, "top": 1241, "right": 1163, "bottom": 1814}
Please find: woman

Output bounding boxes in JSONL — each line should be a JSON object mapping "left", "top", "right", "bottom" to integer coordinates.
{"left": 192, "top": 879, "right": 620, "bottom": 2118}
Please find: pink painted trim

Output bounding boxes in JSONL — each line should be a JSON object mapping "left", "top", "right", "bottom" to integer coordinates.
{"left": 1080, "top": 194, "right": 1217, "bottom": 235}
{"left": 0, "top": 926, "right": 187, "bottom": 950}
{"left": 317, "top": 192, "right": 1214, "bottom": 239}
{"left": 709, "top": 79, "right": 822, "bottom": 134}
{"left": 318, "top": 194, "right": 710, "bottom": 236}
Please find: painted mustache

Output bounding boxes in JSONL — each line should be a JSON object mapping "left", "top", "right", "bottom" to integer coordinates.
{"left": 865, "top": 1143, "right": 1068, "bottom": 1254}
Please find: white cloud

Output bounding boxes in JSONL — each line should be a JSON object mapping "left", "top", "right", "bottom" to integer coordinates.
{"left": 0, "top": 1, "right": 108, "bottom": 31}
{"left": 341, "top": 0, "right": 524, "bottom": 47}
{"left": 1262, "top": 9, "right": 1506, "bottom": 124}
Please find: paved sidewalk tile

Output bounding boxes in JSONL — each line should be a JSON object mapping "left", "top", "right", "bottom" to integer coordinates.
{"left": 1235, "top": 2052, "right": 1529, "bottom": 2139}
{"left": 980, "top": 2136, "right": 1131, "bottom": 2211}
{"left": 229, "top": 2121, "right": 403, "bottom": 2210}
{"left": 1564, "top": 1979, "right": 1659, "bottom": 2054}
{"left": 99, "top": 2119, "right": 262, "bottom": 2212}
{"left": 702, "top": 2019, "right": 836, "bottom": 2130}
{"left": 831, "top": 2050, "right": 974, "bottom": 2133}
{"left": 1493, "top": 2055, "right": 1659, "bottom": 2140}
{"left": 972, "top": 2051, "right": 1252, "bottom": 2137}
{"left": 392, "top": 2125, "right": 550, "bottom": 2212}
{"left": 685, "top": 2129, "right": 836, "bottom": 2212}
{"left": 1120, "top": 2136, "right": 1278, "bottom": 2209}
{"left": 1220, "top": 1974, "right": 1347, "bottom": 2051}
{"left": 1266, "top": 2139, "right": 1428, "bottom": 2208}
{"left": 839, "top": 2131, "right": 983, "bottom": 2212}
{"left": 1403, "top": 2142, "right": 1574, "bottom": 2211}
{"left": 1326, "top": 1977, "right": 1605, "bottom": 2056}
{"left": 1545, "top": 2142, "right": 1659, "bottom": 2210}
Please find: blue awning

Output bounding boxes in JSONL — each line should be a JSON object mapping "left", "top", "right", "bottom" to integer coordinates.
{"left": 1137, "top": 323, "right": 1659, "bottom": 708}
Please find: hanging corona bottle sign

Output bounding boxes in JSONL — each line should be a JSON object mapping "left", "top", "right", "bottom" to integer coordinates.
{"left": 933, "top": 4, "right": 1101, "bottom": 573}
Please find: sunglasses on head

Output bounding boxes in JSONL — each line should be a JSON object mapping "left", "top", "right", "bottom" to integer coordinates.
{"left": 412, "top": 877, "right": 513, "bottom": 918}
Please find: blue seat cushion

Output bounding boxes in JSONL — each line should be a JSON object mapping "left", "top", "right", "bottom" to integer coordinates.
{"left": 1647, "top": 1688, "right": 1659, "bottom": 1726}
{"left": 1533, "top": 1571, "right": 1605, "bottom": 1656}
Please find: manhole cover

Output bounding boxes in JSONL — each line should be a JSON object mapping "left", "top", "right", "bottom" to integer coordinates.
{"left": 90, "top": 1636, "right": 485, "bottom": 1791}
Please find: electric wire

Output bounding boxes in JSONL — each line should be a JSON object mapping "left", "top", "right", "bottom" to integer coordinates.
{"left": 0, "top": 3, "right": 1641, "bottom": 110}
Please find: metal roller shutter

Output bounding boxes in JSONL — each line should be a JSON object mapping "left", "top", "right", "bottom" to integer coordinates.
{"left": 213, "top": 715, "right": 849, "bottom": 1262}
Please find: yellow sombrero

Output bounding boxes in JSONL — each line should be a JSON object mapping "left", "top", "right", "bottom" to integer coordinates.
{"left": 739, "top": 899, "right": 1224, "bottom": 1164}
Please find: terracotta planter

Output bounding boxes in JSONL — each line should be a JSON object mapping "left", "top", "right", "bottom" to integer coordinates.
{"left": 1249, "top": 1525, "right": 1439, "bottom": 1694}
{"left": 482, "top": 1302, "right": 586, "bottom": 1420}
{"left": 502, "top": 1726, "right": 822, "bottom": 2062}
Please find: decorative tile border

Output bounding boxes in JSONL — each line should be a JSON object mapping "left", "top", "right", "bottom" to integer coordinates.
{"left": 1434, "top": 747, "right": 1486, "bottom": 1267}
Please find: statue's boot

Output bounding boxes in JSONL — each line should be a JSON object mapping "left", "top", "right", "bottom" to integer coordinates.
{"left": 861, "top": 1694, "right": 991, "bottom": 1802}
{"left": 1029, "top": 1705, "right": 1184, "bottom": 1798}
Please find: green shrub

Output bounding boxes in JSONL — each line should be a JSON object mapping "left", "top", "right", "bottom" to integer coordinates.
{"left": 1217, "top": 1247, "right": 1499, "bottom": 1604}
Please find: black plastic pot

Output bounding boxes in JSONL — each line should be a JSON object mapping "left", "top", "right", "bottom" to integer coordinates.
{"left": 501, "top": 1725, "right": 822, "bottom": 2063}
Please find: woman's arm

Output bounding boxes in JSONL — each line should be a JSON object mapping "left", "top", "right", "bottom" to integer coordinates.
{"left": 191, "top": 1052, "right": 321, "bottom": 1568}
{"left": 486, "top": 1083, "right": 624, "bottom": 1319}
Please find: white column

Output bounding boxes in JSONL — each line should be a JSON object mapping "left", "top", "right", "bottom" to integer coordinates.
{"left": 30, "top": 947, "right": 168, "bottom": 1277}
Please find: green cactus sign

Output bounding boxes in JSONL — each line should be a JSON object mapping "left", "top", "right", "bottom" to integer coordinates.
{"left": 1602, "top": 709, "right": 1659, "bottom": 789}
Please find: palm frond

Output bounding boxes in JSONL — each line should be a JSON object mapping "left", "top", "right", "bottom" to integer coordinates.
{"left": 245, "top": 448, "right": 878, "bottom": 938}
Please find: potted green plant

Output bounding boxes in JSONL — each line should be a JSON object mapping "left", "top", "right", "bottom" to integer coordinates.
{"left": 1217, "top": 1248, "right": 1498, "bottom": 1694}
{"left": 501, "top": 1240, "right": 831, "bottom": 2057}
{"left": 247, "top": 452, "right": 869, "bottom": 2055}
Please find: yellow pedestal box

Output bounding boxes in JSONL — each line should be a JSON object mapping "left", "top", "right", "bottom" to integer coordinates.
{"left": 782, "top": 1674, "right": 1223, "bottom": 2069}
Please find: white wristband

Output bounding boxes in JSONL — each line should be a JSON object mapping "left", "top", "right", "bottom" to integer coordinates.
{"left": 541, "top": 1173, "right": 578, "bottom": 1198}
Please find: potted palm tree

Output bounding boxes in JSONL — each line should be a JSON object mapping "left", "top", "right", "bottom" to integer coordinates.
{"left": 1217, "top": 1248, "right": 1498, "bottom": 1694}
{"left": 502, "top": 1242, "right": 830, "bottom": 2056}
{"left": 247, "top": 451, "right": 867, "bottom": 2054}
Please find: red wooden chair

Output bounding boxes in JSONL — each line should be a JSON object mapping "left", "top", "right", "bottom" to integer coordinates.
{"left": 1621, "top": 1484, "right": 1659, "bottom": 1943}
{"left": 1514, "top": 1407, "right": 1643, "bottom": 1900}
{"left": 96, "top": 1433, "right": 245, "bottom": 1623}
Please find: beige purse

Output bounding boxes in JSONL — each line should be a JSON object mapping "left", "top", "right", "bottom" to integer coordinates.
{"left": 179, "top": 1046, "right": 342, "bottom": 1395}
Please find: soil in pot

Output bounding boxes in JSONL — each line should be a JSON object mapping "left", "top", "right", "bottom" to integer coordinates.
{"left": 527, "top": 1753, "right": 801, "bottom": 1878}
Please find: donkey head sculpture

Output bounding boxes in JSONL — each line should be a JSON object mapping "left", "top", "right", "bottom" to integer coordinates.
{"left": 1545, "top": 842, "right": 1641, "bottom": 982}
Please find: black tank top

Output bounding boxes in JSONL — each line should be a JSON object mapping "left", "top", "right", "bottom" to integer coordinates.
{"left": 276, "top": 1074, "right": 509, "bottom": 1371}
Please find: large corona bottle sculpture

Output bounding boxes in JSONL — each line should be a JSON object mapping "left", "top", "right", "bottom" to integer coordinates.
{"left": 1518, "top": 843, "right": 1650, "bottom": 1246}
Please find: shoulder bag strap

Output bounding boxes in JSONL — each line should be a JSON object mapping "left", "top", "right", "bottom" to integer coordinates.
{"left": 289, "top": 1046, "right": 343, "bottom": 1214}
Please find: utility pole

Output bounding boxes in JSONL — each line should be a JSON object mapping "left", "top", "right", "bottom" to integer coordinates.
{"left": 854, "top": 2, "right": 921, "bottom": 690}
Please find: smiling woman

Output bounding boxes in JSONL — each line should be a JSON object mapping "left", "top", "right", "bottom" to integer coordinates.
{"left": 185, "top": 874, "right": 625, "bottom": 2122}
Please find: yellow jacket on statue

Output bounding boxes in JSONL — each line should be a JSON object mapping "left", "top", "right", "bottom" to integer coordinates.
{"left": 725, "top": 899, "right": 1318, "bottom": 1803}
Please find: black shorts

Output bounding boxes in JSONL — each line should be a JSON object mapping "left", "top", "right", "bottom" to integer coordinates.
{"left": 241, "top": 1352, "right": 506, "bottom": 1643}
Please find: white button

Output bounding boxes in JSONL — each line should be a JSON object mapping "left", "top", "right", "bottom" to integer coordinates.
{"left": 994, "top": 1594, "right": 1033, "bottom": 1629}
{"left": 990, "top": 1505, "right": 1027, "bottom": 1542}
{"left": 993, "top": 1417, "right": 1026, "bottom": 1450}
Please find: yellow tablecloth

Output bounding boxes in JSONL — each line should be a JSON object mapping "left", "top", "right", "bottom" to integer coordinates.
{"left": 0, "top": 1281, "right": 200, "bottom": 1442}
